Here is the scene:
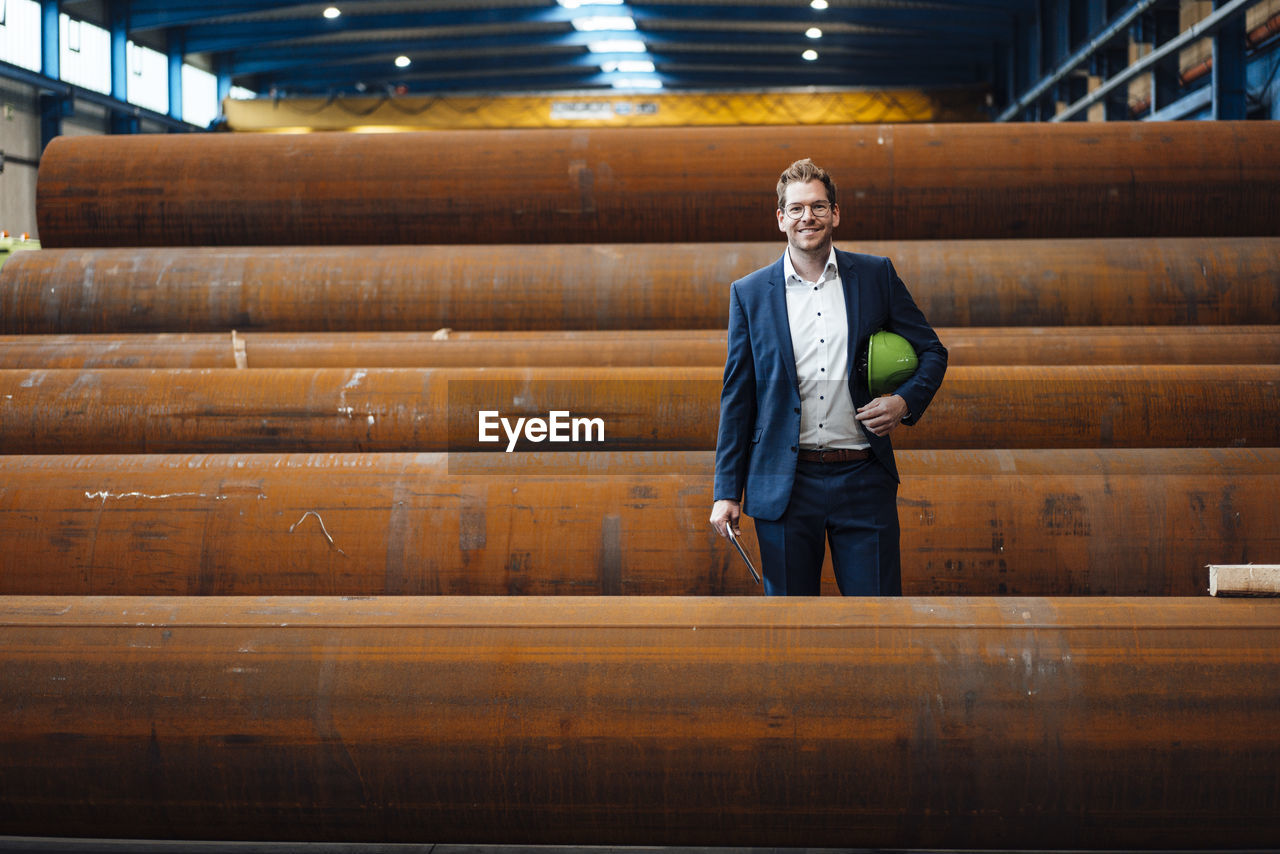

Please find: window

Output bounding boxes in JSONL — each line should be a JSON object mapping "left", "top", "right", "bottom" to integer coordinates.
{"left": 181, "top": 63, "right": 218, "bottom": 127}
{"left": 123, "top": 42, "right": 168, "bottom": 113}
{"left": 59, "top": 13, "right": 110, "bottom": 93}
{"left": 0, "top": 0, "right": 41, "bottom": 72}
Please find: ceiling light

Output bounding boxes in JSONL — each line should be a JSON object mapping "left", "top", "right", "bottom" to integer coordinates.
{"left": 394, "top": 55, "right": 411, "bottom": 68}
{"left": 557, "top": 0, "right": 623, "bottom": 6}
{"left": 587, "top": 38, "right": 646, "bottom": 53}
{"left": 806, "top": 27, "right": 822, "bottom": 38}
{"left": 611, "top": 77, "right": 663, "bottom": 90}
{"left": 600, "top": 59, "right": 655, "bottom": 73}
{"left": 323, "top": 6, "right": 341, "bottom": 19}
{"left": 572, "top": 15, "right": 636, "bottom": 31}
{"left": 811, "top": 0, "right": 829, "bottom": 8}
{"left": 802, "top": 49, "right": 818, "bottom": 61}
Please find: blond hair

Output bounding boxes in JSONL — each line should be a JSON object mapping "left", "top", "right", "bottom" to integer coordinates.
{"left": 776, "top": 158, "right": 837, "bottom": 211}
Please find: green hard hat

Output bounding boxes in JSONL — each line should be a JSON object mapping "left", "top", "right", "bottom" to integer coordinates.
{"left": 866, "top": 330, "right": 918, "bottom": 397}
{"left": 0, "top": 233, "right": 40, "bottom": 274}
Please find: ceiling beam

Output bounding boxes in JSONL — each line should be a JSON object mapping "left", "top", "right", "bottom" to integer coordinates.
{"left": 226, "top": 27, "right": 994, "bottom": 76}
{"left": 181, "top": 4, "right": 1010, "bottom": 54}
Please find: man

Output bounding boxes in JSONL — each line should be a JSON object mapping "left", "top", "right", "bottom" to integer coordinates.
{"left": 710, "top": 158, "right": 947, "bottom": 596}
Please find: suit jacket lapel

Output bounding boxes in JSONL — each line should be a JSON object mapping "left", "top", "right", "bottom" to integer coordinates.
{"left": 767, "top": 255, "right": 799, "bottom": 392}
{"left": 837, "top": 249, "right": 862, "bottom": 386}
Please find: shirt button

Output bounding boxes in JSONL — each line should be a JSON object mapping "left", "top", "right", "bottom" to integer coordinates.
{"left": 790, "top": 446, "right": 798, "bottom": 453}
{"left": 820, "top": 395, "right": 825, "bottom": 400}
{"left": 820, "top": 368, "right": 825, "bottom": 372}
{"left": 793, "top": 407, "right": 800, "bottom": 414}
{"left": 820, "top": 338, "right": 824, "bottom": 343}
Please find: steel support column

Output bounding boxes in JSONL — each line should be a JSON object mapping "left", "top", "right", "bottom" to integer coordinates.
{"left": 1213, "top": 0, "right": 1248, "bottom": 117}
{"left": 1152, "top": 2, "right": 1181, "bottom": 112}
{"left": 167, "top": 30, "right": 183, "bottom": 122}
{"left": 38, "top": 0, "right": 63, "bottom": 149}
{"left": 39, "top": 0, "right": 58, "bottom": 80}
{"left": 107, "top": 1, "right": 138, "bottom": 134}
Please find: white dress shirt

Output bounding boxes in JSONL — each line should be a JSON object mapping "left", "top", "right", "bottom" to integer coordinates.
{"left": 784, "top": 247, "right": 869, "bottom": 450}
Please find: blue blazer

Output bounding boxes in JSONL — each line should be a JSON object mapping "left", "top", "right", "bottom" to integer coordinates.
{"left": 713, "top": 248, "right": 948, "bottom": 521}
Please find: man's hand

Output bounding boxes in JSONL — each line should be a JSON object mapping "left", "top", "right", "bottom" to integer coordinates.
{"left": 709, "top": 499, "right": 741, "bottom": 539}
{"left": 855, "top": 393, "right": 909, "bottom": 437}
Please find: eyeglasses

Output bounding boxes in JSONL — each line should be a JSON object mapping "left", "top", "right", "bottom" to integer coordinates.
{"left": 783, "top": 201, "right": 833, "bottom": 219}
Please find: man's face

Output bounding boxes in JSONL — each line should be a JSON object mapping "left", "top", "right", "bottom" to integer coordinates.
{"left": 777, "top": 179, "right": 840, "bottom": 253}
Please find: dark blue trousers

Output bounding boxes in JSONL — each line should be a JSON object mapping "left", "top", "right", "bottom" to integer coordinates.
{"left": 754, "top": 457, "right": 902, "bottom": 596}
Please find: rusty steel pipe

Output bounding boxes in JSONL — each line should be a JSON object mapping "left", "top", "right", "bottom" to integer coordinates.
{"left": 2, "top": 325, "right": 1279, "bottom": 369}
{"left": 0, "top": 449, "right": 1276, "bottom": 597}
{"left": 2, "top": 595, "right": 1279, "bottom": 848}
{"left": 0, "top": 365, "right": 1275, "bottom": 454}
{"left": 4, "top": 238, "right": 1279, "bottom": 332}
{"left": 34, "top": 122, "right": 1280, "bottom": 247}
{"left": 0, "top": 330, "right": 728, "bottom": 369}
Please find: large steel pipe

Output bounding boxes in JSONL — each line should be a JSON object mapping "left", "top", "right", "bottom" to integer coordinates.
{"left": 0, "top": 365, "right": 1275, "bottom": 454}
{"left": 1, "top": 449, "right": 1276, "bottom": 597}
{"left": 34, "top": 122, "right": 1280, "bottom": 247}
{"left": 3, "top": 325, "right": 1279, "bottom": 369}
{"left": 2, "top": 595, "right": 1278, "bottom": 848}
{"left": 4, "top": 238, "right": 1278, "bottom": 332}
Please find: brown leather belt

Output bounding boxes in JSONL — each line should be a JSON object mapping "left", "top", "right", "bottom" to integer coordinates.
{"left": 797, "top": 448, "right": 871, "bottom": 463}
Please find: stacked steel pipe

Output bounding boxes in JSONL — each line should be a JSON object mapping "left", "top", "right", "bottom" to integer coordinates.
{"left": 1, "top": 121, "right": 1278, "bottom": 847}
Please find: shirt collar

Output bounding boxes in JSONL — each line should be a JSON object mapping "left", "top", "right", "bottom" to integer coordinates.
{"left": 784, "top": 246, "right": 839, "bottom": 287}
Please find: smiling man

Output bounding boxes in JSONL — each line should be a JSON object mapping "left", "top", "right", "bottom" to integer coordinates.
{"left": 709, "top": 158, "right": 948, "bottom": 596}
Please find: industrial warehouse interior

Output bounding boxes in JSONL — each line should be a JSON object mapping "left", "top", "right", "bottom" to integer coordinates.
{"left": 0, "top": 0, "right": 1278, "bottom": 852}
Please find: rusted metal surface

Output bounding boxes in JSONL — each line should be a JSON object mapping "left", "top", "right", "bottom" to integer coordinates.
{"left": 937, "top": 324, "right": 1280, "bottom": 366}
{"left": 1, "top": 594, "right": 1278, "bottom": 848}
{"left": 0, "top": 449, "right": 1275, "bottom": 596}
{"left": 0, "top": 330, "right": 727, "bottom": 369}
{"left": 2, "top": 325, "right": 1278, "bottom": 369}
{"left": 0, "top": 367, "right": 715, "bottom": 453}
{"left": 33, "top": 123, "right": 1280, "bottom": 247}
{"left": 0, "top": 365, "right": 1274, "bottom": 454}
{"left": 4, "top": 238, "right": 1278, "bottom": 332}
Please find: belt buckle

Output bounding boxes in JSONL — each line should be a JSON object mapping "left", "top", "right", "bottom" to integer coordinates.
{"left": 818, "top": 449, "right": 835, "bottom": 463}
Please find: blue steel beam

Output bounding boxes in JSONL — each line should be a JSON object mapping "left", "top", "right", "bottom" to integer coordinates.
{"left": 169, "top": 30, "right": 184, "bottom": 122}
{"left": 0, "top": 59, "right": 198, "bottom": 134}
{"left": 179, "top": 5, "right": 1012, "bottom": 54}
{"left": 216, "top": 56, "right": 233, "bottom": 110}
{"left": 247, "top": 64, "right": 975, "bottom": 95}
{"left": 106, "top": 1, "right": 1017, "bottom": 100}
{"left": 240, "top": 61, "right": 986, "bottom": 94}
{"left": 252, "top": 46, "right": 987, "bottom": 83}
{"left": 108, "top": 1, "right": 139, "bottom": 133}
{"left": 1213, "top": 0, "right": 1248, "bottom": 117}
{"left": 1049, "top": 0, "right": 1258, "bottom": 120}
{"left": 246, "top": 47, "right": 988, "bottom": 94}
{"left": 997, "top": 0, "right": 1164, "bottom": 120}
{"left": 131, "top": 1, "right": 1023, "bottom": 37}
{"left": 109, "top": 2, "right": 128, "bottom": 102}
{"left": 39, "top": 0, "right": 63, "bottom": 148}
{"left": 126, "top": 1, "right": 308, "bottom": 31}
{"left": 225, "top": 27, "right": 992, "bottom": 77}
{"left": 257, "top": 57, "right": 984, "bottom": 89}
{"left": 41, "top": 0, "right": 59, "bottom": 78}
